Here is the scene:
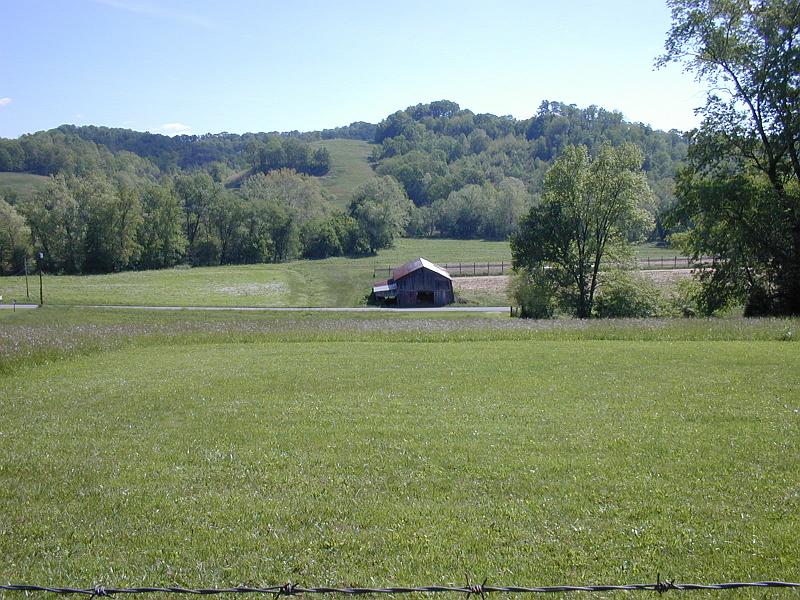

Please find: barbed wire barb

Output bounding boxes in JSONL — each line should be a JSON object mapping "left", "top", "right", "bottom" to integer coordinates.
{"left": 2, "top": 579, "right": 800, "bottom": 596}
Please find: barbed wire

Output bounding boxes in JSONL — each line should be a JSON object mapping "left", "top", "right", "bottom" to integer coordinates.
{"left": 2, "top": 578, "right": 799, "bottom": 597}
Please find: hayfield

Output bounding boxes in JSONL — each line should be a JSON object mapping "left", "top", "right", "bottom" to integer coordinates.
{"left": 1, "top": 309, "right": 798, "bottom": 594}
{"left": 0, "top": 239, "right": 514, "bottom": 308}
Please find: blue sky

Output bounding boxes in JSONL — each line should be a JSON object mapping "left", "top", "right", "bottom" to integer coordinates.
{"left": 0, "top": 0, "right": 705, "bottom": 139}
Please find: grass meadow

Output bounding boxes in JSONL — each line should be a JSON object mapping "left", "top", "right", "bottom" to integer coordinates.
{"left": 0, "top": 239, "right": 514, "bottom": 308}
{"left": 0, "top": 239, "right": 687, "bottom": 309}
{"left": 1, "top": 308, "right": 798, "bottom": 594}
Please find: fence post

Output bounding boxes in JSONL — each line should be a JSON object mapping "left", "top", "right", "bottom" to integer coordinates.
{"left": 459, "top": 263, "right": 462, "bottom": 276}
{"left": 674, "top": 256, "right": 677, "bottom": 268}
{"left": 473, "top": 262, "right": 476, "bottom": 275}
{"left": 487, "top": 261, "right": 490, "bottom": 275}
{"left": 647, "top": 256, "right": 650, "bottom": 268}
{"left": 501, "top": 261, "right": 504, "bottom": 274}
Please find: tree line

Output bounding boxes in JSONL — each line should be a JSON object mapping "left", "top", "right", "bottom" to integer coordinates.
{"left": 0, "top": 170, "right": 412, "bottom": 275}
{"left": 0, "top": 127, "right": 331, "bottom": 177}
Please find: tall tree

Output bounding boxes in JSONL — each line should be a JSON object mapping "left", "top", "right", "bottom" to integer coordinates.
{"left": 20, "top": 176, "right": 87, "bottom": 274}
{"left": 511, "top": 144, "right": 653, "bottom": 318}
{"left": 486, "top": 177, "right": 530, "bottom": 239}
{"left": 659, "top": 0, "right": 800, "bottom": 314}
{"left": 173, "top": 171, "right": 217, "bottom": 248}
{"left": 349, "top": 176, "right": 413, "bottom": 253}
{"left": 82, "top": 176, "right": 142, "bottom": 273}
{"left": 239, "top": 170, "right": 327, "bottom": 262}
{"left": 0, "top": 199, "right": 31, "bottom": 275}
{"left": 137, "top": 183, "right": 187, "bottom": 269}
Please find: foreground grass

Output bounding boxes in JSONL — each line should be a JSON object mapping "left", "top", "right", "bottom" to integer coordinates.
{"left": 0, "top": 239, "right": 513, "bottom": 308}
{"left": 0, "top": 311, "right": 797, "bottom": 593}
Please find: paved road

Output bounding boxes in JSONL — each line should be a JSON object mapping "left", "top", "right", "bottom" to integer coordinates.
{"left": 40, "top": 304, "right": 510, "bottom": 313}
{"left": 0, "top": 303, "right": 39, "bottom": 310}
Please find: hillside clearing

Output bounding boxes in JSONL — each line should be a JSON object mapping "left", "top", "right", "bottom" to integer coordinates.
{"left": 311, "top": 139, "right": 376, "bottom": 208}
{"left": 0, "top": 171, "right": 50, "bottom": 202}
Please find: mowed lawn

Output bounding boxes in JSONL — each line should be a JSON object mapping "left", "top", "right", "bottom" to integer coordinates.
{"left": 0, "top": 313, "right": 798, "bottom": 590}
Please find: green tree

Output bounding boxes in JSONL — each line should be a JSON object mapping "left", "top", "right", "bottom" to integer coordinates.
{"left": 20, "top": 176, "right": 86, "bottom": 274}
{"left": 511, "top": 143, "right": 653, "bottom": 318}
{"left": 137, "top": 182, "right": 187, "bottom": 269}
{"left": 238, "top": 200, "right": 275, "bottom": 264}
{"left": 348, "top": 176, "right": 413, "bottom": 253}
{"left": 0, "top": 199, "right": 31, "bottom": 275}
{"left": 486, "top": 177, "right": 530, "bottom": 239}
{"left": 239, "top": 170, "right": 327, "bottom": 261}
{"left": 659, "top": 0, "right": 800, "bottom": 315}
{"left": 433, "top": 184, "right": 492, "bottom": 239}
{"left": 209, "top": 190, "right": 246, "bottom": 264}
{"left": 82, "top": 176, "right": 142, "bottom": 273}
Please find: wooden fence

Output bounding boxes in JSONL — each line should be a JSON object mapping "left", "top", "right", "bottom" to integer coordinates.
{"left": 373, "top": 256, "right": 706, "bottom": 278}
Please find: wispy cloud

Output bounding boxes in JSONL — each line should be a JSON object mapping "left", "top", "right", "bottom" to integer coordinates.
{"left": 91, "top": 0, "right": 215, "bottom": 30}
{"left": 156, "top": 122, "right": 192, "bottom": 136}
{"left": 0, "top": 97, "right": 12, "bottom": 107}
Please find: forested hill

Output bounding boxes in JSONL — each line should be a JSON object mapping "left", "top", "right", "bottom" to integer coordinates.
{"left": 0, "top": 100, "right": 685, "bottom": 187}
{"left": 370, "top": 100, "right": 686, "bottom": 230}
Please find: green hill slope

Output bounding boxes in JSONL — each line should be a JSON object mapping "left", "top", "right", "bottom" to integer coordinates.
{"left": 0, "top": 172, "right": 50, "bottom": 202}
{"left": 311, "top": 139, "right": 375, "bottom": 208}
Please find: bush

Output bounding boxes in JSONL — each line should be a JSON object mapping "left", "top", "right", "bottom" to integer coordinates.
{"left": 671, "top": 278, "right": 703, "bottom": 317}
{"left": 594, "top": 269, "right": 666, "bottom": 318}
{"left": 509, "top": 267, "right": 556, "bottom": 318}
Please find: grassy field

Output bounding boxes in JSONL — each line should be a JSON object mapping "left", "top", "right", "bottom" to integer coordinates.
{"left": 0, "top": 239, "right": 514, "bottom": 307}
{"left": 0, "top": 171, "right": 50, "bottom": 202}
{"left": 311, "top": 139, "right": 376, "bottom": 208}
{"left": 634, "top": 242, "right": 679, "bottom": 259}
{"left": 0, "top": 309, "right": 798, "bottom": 593}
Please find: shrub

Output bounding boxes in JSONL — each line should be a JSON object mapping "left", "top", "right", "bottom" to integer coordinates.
{"left": 594, "top": 269, "right": 666, "bottom": 318}
{"left": 509, "top": 267, "right": 556, "bottom": 319}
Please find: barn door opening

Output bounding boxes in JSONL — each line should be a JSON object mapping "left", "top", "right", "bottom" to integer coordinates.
{"left": 417, "top": 291, "right": 434, "bottom": 305}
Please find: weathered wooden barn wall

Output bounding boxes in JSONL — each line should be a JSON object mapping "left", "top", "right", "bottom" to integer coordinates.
{"left": 395, "top": 268, "right": 454, "bottom": 306}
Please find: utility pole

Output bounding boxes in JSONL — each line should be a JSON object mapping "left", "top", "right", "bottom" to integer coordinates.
{"left": 37, "top": 251, "right": 43, "bottom": 305}
{"left": 24, "top": 256, "right": 29, "bottom": 299}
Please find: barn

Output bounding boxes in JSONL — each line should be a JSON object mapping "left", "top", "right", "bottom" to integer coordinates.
{"left": 372, "top": 257, "right": 454, "bottom": 307}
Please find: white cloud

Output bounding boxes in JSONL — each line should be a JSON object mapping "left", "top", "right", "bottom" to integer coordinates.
{"left": 156, "top": 122, "right": 192, "bottom": 136}
{"left": 0, "top": 98, "right": 12, "bottom": 107}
